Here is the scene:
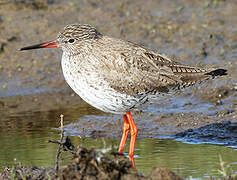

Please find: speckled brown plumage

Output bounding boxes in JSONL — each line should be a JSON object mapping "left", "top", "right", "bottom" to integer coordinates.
{"left": 54, "top": 24, "right": 227, "bottom": 114}
{"left": 21, "top": 24, "right": 227, "bottom": 114}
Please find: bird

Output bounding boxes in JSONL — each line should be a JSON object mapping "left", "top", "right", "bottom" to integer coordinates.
{"left": 20, "top": 23, "right": 227, "bottom": 167}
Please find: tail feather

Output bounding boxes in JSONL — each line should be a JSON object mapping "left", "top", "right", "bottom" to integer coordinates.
{"left": 177, "top": 68, "right": 227, "bottom": 91}
{"left": 205, "top": 69, "right": 227, "bottom": 77}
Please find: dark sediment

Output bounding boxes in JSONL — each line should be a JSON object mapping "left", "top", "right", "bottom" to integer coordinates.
{"left": 175, "top": 121, "right": 237, "bottom": 147}
{"left": 0, "top": 146, "right": 183, "bottom": 180}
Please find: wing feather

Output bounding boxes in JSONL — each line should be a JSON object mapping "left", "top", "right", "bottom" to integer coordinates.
{"left": 93, "top": 37, "right": 221, "bottom": 96}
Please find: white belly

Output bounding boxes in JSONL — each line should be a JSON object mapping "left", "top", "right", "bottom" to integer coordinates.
{"left": 61, "top": 54, "right": 138, "bottom": 114}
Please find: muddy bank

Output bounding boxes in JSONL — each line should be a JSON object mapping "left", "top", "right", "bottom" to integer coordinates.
{"left": 0, "top": 0, "right": 236, "bottom": 124}
{"left": 0, "top": 146, "right": 183, "bottom": 180}
{"left": 175, "top": 121, "right": 237, "bottom": 147}
{"left": 0, "top": 0, "right": 236, "bottom": 134}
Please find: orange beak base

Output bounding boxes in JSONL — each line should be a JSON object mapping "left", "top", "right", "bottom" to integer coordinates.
{"left": 20, "top": 40, "right": 58, "bottom": 51}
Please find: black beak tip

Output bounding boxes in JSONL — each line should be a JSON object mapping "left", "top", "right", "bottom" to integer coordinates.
{"left": 19, "top": 44, "right": 41, "bottom": 51}
{"left": 19, "top": 41, "right": 58, "bottom": 51}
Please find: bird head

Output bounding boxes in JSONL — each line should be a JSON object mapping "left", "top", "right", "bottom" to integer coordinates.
{"left": 20, "top": 24, "right": 102, "bottom": 54}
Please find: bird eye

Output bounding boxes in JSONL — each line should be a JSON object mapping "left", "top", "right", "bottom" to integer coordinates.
{"left": 68, "top": 39, "right": 75, "bottom": 43}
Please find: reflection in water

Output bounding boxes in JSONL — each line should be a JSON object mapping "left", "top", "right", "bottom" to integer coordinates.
{"left": 0, "top": 108, "right": 236, "bottom": 178}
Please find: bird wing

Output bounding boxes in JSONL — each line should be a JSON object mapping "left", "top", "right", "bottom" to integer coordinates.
{"left": 94, "top": 38, "right": 222, "bottom": 96}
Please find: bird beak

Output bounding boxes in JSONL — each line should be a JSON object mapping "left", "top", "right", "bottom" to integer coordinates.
{"left": 20, "top": 40, "right": 59, "bottom": 51}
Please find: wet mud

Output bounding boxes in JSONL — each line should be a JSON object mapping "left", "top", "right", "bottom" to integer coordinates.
{"left": 175, "top": 121, "right": 237, "bottom": 147}
{"left": 0, "top": 146, "right": 182, "bottom": 180}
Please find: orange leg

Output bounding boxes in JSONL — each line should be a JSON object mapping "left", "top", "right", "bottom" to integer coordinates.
{"left": 118, "top": 114, "right": 130, "bottom": 154}
{"left": 126, "top": 111, "right": 137, "bottom": 168}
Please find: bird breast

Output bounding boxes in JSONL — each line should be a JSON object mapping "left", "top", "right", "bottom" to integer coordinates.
{"left": 60, "top": 52, "right": 142, "bottom": 114}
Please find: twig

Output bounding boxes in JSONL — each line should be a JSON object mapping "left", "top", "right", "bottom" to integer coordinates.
{"left": 55, "top": 114, "right": 64, "bottom": 171}
{"left": 48, "top": 114, "right": 77, "bottom": 171}
{"left": 48, "top": 140, "right": 61, "bottom": 145}
{"left": 48, "top": 137, "right": 76, "bottom": 153}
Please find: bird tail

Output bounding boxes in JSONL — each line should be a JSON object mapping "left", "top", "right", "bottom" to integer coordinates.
{"left": 204, "top": 68, "right": 227, "bottom": 77}
{"left": 173, "top": 68, "right": 228, "bottom": 91}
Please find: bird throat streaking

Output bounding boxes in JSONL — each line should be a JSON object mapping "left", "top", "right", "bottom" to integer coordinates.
{"left": 20, "top": 23, "right": 227, "bottom": 168}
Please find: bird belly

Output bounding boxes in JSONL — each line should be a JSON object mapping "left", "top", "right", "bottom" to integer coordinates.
{"left": 61, "top": 58, "right": 141, "bottom": 114}
{"left": 65, "top": 76, "right": 138, "bottom": 114}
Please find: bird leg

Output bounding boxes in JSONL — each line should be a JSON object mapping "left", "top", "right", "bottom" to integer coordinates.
{"left": 118, "top": 112, "right": 137, "bottom": 168}
{"left": 118, "top": 114, "right": 130, "bottom": 153}
{"left": 126, "top": 111, "right": 137, "bottom": 168}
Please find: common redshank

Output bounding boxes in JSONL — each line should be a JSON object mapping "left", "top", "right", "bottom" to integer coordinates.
{"left": 20, "top": 24, "right": 227, "bottom": 167}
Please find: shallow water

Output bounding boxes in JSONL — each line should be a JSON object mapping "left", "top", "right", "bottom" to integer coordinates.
{"left": 0, "top": 108, "right": 236, "bottom": 179}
